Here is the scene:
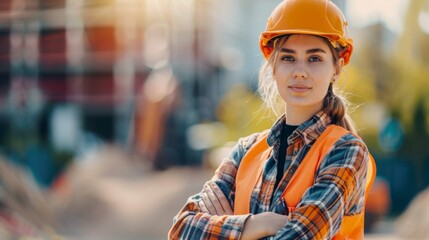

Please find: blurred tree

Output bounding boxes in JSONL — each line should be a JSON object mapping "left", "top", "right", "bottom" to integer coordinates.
{"left": 388, "top": 0, "right": 429, "bottom": 212}
{"left": 342, "top": 0, "right": 429, "bottom": 214}
{"left": 394, "top": 0, "right": 429, "bottom": 126}
{"left": 400, "top": 98, "right": 429, "bottom": 188}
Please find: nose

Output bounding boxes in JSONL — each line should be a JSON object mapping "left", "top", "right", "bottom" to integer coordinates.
{"left": 292, "top": 63, "right": 308, "bottom": 79}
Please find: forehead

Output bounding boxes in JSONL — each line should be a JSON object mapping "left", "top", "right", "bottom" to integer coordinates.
{"left": 281, "top": 34, "right": 330, "bottom": 51}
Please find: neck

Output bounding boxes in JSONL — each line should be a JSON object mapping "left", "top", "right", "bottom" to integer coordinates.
{"left": 285, "top": 103, "right": 322, "bottom": 125}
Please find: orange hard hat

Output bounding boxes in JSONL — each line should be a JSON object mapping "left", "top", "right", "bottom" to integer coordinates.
{"left": 259, "top": 0, "right": 353, "bottom": 65}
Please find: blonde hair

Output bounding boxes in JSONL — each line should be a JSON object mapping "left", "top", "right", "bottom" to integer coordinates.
{"left": 258, "top": 35, "right": 357, "bottom": 134}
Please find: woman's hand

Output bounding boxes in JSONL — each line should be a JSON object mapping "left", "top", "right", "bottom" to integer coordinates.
{"left": 241, "top": 212, "right": 288, "bottom": 240}
{"left": 200, "top": 181, "right": 234, "bottom": 215}
{"left": 199, "top": 181, "right": 288, "bottom": 239}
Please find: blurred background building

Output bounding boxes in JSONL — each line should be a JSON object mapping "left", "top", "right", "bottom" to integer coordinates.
{"left": 0, "top": 0, "right": 283, "bottom": 184}
{"left": 0, "top": 0, "right": 429, "bottom": 239}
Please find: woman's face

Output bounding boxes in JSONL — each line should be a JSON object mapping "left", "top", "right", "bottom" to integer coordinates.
{"left": 274, "top": 34, "right": 342, "bottom": 112}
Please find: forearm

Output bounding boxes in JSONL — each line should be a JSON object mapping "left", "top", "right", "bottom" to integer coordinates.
{"left": 272, "top": 201, "right": 344, "bottom": 239}
{"left": 169, "top": 134, "right": 261, "bottom": 239}
{"left": 169, "top": 211, "right": 251, "bottom": 240}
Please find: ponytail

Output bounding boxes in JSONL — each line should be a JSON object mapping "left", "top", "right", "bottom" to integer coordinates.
{"left": 323, "top": 83, "right": 357, "bottom": 134}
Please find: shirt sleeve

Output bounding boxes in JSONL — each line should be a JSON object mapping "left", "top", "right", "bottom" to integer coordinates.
{"left": 274, "top": 134, "right": 369, "bottom": 240}
{"left": 168, "top": 134, "right": 259, "bottom": 240}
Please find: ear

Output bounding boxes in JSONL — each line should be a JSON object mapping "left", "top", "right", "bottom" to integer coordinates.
{"left": 335, "top": 57, "right": 344, "bottom": 76}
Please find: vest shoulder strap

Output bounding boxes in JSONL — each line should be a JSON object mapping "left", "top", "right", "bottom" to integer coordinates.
{"left": 234, "top": 130, "right": 271, "bottom": 215}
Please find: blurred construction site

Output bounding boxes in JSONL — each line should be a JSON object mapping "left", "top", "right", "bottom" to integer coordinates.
{"left": 1, "top": 0, "right": 429, "bottom": 239}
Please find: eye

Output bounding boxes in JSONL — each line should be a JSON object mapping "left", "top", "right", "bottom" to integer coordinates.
{"left": 308, "top": 56, "right": 322, "bottom": 62}
{"left": 280, "top": 55, "right": 295, "bottom": 62}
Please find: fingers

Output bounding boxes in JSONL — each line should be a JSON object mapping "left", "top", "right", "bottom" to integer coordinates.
{"left": 201, "top": 184, "right": 217, "bottom": 215}
{"left": 211, "top": 182, "right": 234, "bottom": 215}
{"left": 200, "top": 181, "right": 233, "bottom": 215}
{"left": 199, "top": 193, "right": 210, "bottom": 213}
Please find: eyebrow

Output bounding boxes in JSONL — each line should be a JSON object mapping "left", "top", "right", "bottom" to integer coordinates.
{"left": 280, "top": 48, "right": 327, "bottom": 54}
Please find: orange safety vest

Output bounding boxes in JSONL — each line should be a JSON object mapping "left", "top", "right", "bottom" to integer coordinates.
{"left": 234, "top": 125, "right": 376, "bottom": 239}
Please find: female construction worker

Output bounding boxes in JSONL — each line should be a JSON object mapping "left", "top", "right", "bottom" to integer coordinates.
{"left": 169, "top": 0, "right": 376, "bottom": 239}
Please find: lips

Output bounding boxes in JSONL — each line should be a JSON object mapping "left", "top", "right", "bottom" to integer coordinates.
{"left": 288, "top": 84, "right": 312, "bottom": 93}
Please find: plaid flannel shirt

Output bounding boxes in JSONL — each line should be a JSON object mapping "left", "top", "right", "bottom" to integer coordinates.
{"left": 169, "top": 111, "right": 369, "bottom": 240}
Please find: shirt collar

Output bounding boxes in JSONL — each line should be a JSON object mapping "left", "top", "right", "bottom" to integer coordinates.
{"left": 266, "top": 111, "right": 332, "bottom": 147}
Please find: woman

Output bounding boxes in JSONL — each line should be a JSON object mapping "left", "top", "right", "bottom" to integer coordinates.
{"left": 169, "top": 0, "right": 376, "bottom": 239}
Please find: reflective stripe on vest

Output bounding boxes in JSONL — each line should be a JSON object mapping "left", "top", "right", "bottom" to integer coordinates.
{"left": 234, "top": 125, "right": 376, "bottom": 239}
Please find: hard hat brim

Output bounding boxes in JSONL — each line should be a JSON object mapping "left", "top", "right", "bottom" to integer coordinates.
{"left": 259, "top": 31, "right": 353, "bottom": 65}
